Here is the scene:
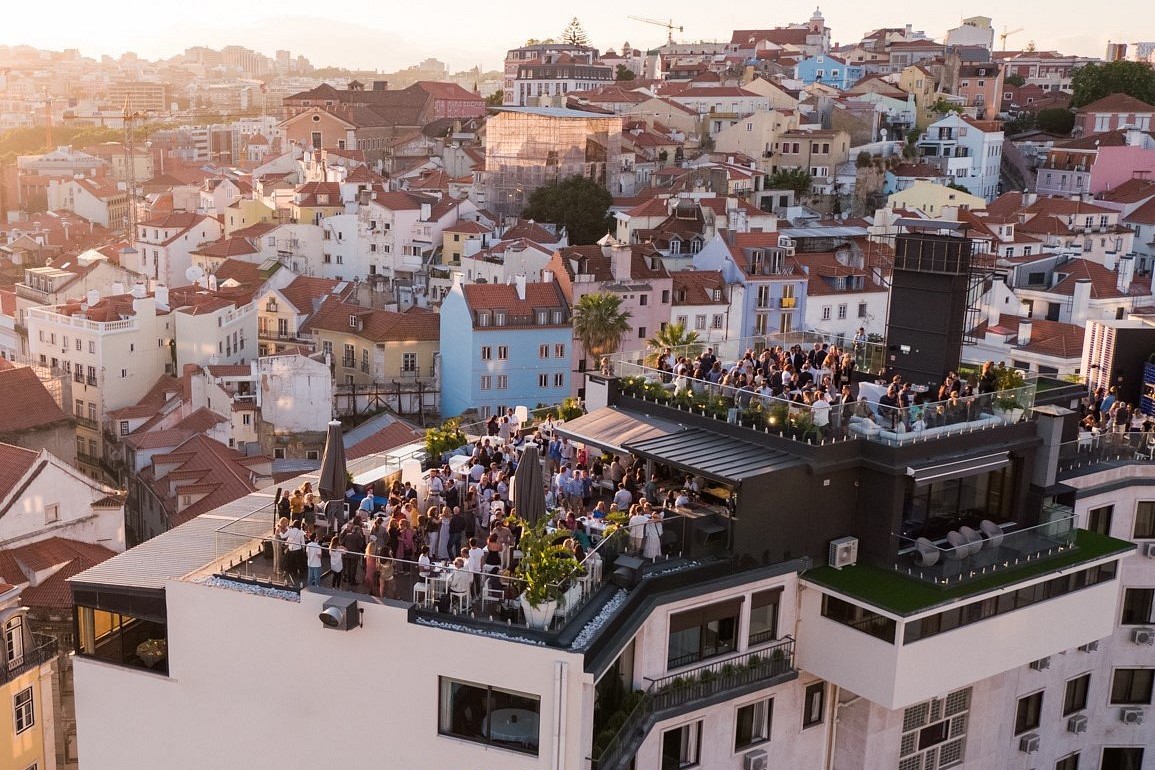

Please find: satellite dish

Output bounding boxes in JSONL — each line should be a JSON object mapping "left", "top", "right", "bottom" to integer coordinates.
{"left": 186, "top": 265, "right": 205, "bottom": 283}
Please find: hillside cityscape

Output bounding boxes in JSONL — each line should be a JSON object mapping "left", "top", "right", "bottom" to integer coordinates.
{"left": 1, "top": 11, "right": 1155, "bottom": 770}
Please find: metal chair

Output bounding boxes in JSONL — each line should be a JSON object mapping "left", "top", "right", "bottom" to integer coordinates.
{"left": 412, "top": 581, "right": 430, "bottom": 607}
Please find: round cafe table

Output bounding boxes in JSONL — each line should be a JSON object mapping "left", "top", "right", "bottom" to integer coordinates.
{"left": 483, "top": 708, "right": 539, "bottom": 744}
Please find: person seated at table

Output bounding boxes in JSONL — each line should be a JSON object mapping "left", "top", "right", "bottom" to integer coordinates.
{"left": 682, "top": 474, "right": 700, "bottom": 497}
{"left": 448, "top": 557, "right": 473, "bottom": 600}
{"left": 563, "top": 537, "right": 586, "bottom": 563}
{"left": 674, "top": 489, "right": 692, "bottom": 508}
{"left": 417, "top": 546, "right": 433, "bottom": 581}
{"left": 560, "top": 510, "right": 578, "bottom": 531}
{"left": 663, "top": 489, "right": 679, "bottom": 509}
{"left": 590, "top": 500, "right": 608, "bottom": 519}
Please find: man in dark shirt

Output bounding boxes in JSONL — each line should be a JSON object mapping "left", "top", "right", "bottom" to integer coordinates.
{"left": 342, "top": 524, "right": 367, "bottom": 587}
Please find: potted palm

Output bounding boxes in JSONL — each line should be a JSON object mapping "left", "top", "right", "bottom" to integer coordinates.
{"left": 515, "top": 518, "right": 580, "bottom": 630}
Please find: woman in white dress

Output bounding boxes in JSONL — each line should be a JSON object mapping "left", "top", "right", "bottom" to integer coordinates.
{"left": 642, "top": 513, "right": 664, "bottom": 560}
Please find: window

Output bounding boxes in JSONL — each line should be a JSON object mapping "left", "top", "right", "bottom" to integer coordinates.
{"left": 273, "top": 448, "right": 285, "bottom": 459}
{"left": 667, "top": 599, "right": 740, "bottom": 669}
{"left": 858, "top": 302, "right": 868, "bottom": 318}
{"left": 497, "top": 346, "right": 508, "bottom": 360}
{"left": 480, "top": 375, "right": 492, "bottom": 390}
{"left": 438, "top": 677, "right": 539, "bottom": 755}
{"left": 711, "top": 314, "right": 723, "bottom": 330}
{"left": 306, "top": 450, "right": 319, "bottom": 461}
{"left": 1064, "top": 673, "right": 1090, "bottom": 716}
{"left": 1015, "top": 691, "right": 1044, "bottom": 735}
{"left": 1110, "top": 668, "right": 1154, "bottom": 704}
{"left": 554, "top": 344, "right": 565, "bottom": 358}
{"left": 661, "top": 721, "right": 701, "bottom": 769}
{"left": 803, "top": 682, "right": 825, "bottom": 728}
{"left": 496, "top": 375, "right": 508, "bottom": 389}
{"left": 44, "top": 503, "right": 58, "bottom": 524}
{"left": 1088, "top": 505, "right": 1113, "bottom": 536}
{"left": 838, "top": 304, "right": 848, "bottom": 320}
{"left": 822, "top": 594, "right": 896, "bottom": 643}
{"left": 481, "top": 346, "right": 492, "bottom": 361}
{"left": 899, "top": 688, "right": 970, "bottom": 769}
{"left": 694, "top": 315, "right": 706, "bottom": 330}
{"left": 1101, "top": 748, "right": 1145, "bottom": 770}
{"left": 538, "top": 374, "right": 548, "bottom": 388}
{"left": 639, "top": 294, "right": 648, "bottom": 306}
{"left": 1122, "top": 589, "right": 1154, "bottom": 626}
{"left": 748, "top": 588, "right": 781, "bottom": 646}
{"left": 1135, "top": 502, "right": 1155, "bottom": 538}
{"left": 242, "top": 413, "right": 252, "bottom": 426}
{"left": 402, "top": 352, "right": 417, "bottom": 373}
{"left": 1056, "top": 754, "right": 1079, "bottom": 770}
{"left": 4, "top": 616, "right": 24, "bottom": 666}
{"left": 821, "top": 306, "right": 832, "bottom": 321}
{"left": 14, "top": 687, "right": 34, "bottom": 733}
{"left": 638, "top": 327, "right": 646, "bottom": 339}
{"left": 735, "top": 698, "right": 772, "bottom": 750}
{"left": 553, "top": 373, "right": 564, "bottom": 388}
{"left": 539, "top": 344, "right": 549, "bottom": 359}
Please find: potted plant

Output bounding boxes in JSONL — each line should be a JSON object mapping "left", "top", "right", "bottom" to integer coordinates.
{"left": 515, "top": 518, "right": 580, "bottom": 630}
{"left": 994, "top": 366, "right": 1028, "bottom": 423}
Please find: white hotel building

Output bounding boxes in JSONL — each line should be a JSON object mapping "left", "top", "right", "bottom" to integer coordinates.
{"left": 69, "top": 368, "right": 1154, "bottom": 770}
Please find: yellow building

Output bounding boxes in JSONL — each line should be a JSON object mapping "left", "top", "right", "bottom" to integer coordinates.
{"left": 1, "top": 583, "right": 57, "bottom": 770}
{"left": 302, "top": 301, "right": 440, "bottom": 386}
{"left": 887, "top": 180, "right": 987, "bottom": 216}
{"left": 898, "top": 65, "right": 939, "bottom": 130}
{"left": 224, "top": 198, "right": 275, "bottom": 235}
{"left": 441, "top": 220, "right": 493, "bottom": 265}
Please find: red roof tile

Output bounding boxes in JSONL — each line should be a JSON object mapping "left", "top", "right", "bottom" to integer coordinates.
{"left": 0, "top": 368, "right": 69, "bottom": 434}
{"left": 303, "top": 302, "right": 440, "bottom": 343}
{"left": 0, "top": 537, "right": 118, "bottom": 610}
{"left": 0, "top": 444, "right": 39, "bottom": 501}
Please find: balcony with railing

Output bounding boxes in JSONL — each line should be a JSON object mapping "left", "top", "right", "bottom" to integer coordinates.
{"left": 74, "top": 414, "right": 99, "bottom": 431}
{"left": 592, "top": 640, "right": 797, "bottom": 770}
{"left": 1, "top": 634, "right": 58, "bottom": 685}
{"left": 1057, "top": 431, "right": 1155, "bottom": 478}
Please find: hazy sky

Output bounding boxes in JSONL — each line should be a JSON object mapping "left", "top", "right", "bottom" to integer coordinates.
{"left": 0, "top": 0, "right": 1142, "bottom": 72}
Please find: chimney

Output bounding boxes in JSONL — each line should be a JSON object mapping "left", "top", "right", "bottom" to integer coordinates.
{"left": 154, "top": 283, "right": 169, "bottom": 309}
{"left": 986, "top": 301, "right": 1001, "bottom": 328}
{"left": 1071, "top": 278, "right": 1092, "bottom": 326}
{"left": 420, "top": 202, "right": 431, "bottom": 221}
{"left": 608, "top": 242, "right": 632, "bottom": 281}
{"left": 372, "top": 80, "right": 388, "bottom": 91}
{"left": 1017, "top": 319, "right": 1032, "bottom": 345}
{"left": 1116, "top": 254, "right": 1135, "bottom": 294}
{"left": 514, "top": 273, "right": 526, "bottom": 300}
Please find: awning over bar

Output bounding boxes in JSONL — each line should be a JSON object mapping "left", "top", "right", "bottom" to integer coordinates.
{"left": 557, "top": 406, "right": 685, "bottom": 455}
{"left": 907, "top": 452, "right": 1009, "bottom": 487}
{"left": 625, "top": 428, "right": 801, "bottom": 484}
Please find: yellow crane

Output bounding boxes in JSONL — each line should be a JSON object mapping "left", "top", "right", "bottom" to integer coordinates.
{"left": 999, "top": 26, "right": 1024, "bottom": 52}
{"left": 627, "top": 16, "right": 683, "bottom": 45}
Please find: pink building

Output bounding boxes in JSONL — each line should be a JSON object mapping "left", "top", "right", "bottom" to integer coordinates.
{"left": 1089, "top": 142, "right": 1155, "bottom": 193}
{"left": 1074, "top": 93, "right": 1155, "bottom": 135}
{"left": 545, "top": 240, "right": 673, "bottom": 378}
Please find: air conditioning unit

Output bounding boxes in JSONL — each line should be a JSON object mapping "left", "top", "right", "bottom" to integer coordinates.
{"left": 743, "top": 749, "right": 768, "bottom": 770}
{"left": 1078, "top": 640, "right": 1099, "bottom": 653}
{"left": 1131, "top": 628, "right": 1155, "bottom": 646}
{"left": 1067, "top": 714, "right": 1088, "bottom": 734}
{"left": 1019, "top": 733, "right": 1040, "bottom": 753}
{"left": 1142, "top": 542, "right": 1155, "bottom": 558}
{"left": 1029, "top": 656, "right": 1051, "bottom": 671}
{"left": 1120, "top": 708, "right": 1144, "bottom": 725}
{"left": 829, "top": 536, "right": 859, "bottom": 569}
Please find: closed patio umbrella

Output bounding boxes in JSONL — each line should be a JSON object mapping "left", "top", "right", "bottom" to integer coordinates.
{"left": 511, "top": 443, "right": 547, "bottom": 525}
{"left": 318, "top": 420, "right": 348, "bottom": 502}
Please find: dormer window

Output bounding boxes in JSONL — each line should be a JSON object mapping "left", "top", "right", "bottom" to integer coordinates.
{"left": 535, "top": 310, "right": 548, "bottom": 325}
{"left": 317, "top": 194, "right": 329, "bottom": 205}
{"left": 712, "top": 289, "right": 722, "bottom": 301}
{"left": 551, "top": 310, "right": 563, "bottom": 324}
{"left": 266, "top": 298, "right": 277, "bottom": 312}
{"left": 348, "top": 314, "right": 359, "bottom": 328}
{"left": 495, "top": 311, "right": 506, "bottom": 327}
{"left": 477, "top": 311, "right": 491, "bottom": 327}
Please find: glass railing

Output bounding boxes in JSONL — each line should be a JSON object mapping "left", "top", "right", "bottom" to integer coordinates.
{"left": 212, "top": 507, "right": 639, "bottom": 634}
{"left": 616, "top": 359, "right": 1036, "bottom": 446}
{"left": 894, "top": 510, "right": 1078, "bottom": 587}
{"left": 1057, "top": 431, "right": 1155, "bottom": 476}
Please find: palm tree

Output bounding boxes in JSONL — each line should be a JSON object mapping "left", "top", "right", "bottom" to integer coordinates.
{"left": 644, "top": 322, "right": 703, "bottom": 365}
{"left": 572, "top": 292, "right": 632, "bottom": 361}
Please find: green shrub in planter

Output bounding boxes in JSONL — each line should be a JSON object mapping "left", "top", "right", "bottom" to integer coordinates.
{"left": 748, "top": 654, "right": 763, "bottom": 669}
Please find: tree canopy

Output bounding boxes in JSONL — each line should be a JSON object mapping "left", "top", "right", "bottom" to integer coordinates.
{"left": 615, "top": 64, "right": 636, "bottom": 82}
{"left": 572, "top": 292, "right": 632, "bottom": 359}
{"left": 766, "top": 168, "right": 814, "bottom": 197}
{"left": 561, "top": 18, "right": 590, "bottom": 47}
{"left": 485, "top": 90, "right": 505, "bottom": 107}
{"left": 522, "top": 174, "right": 612, "bottom": 245}
{"left": 1070, "top": 61, "right": 1155, "bottom": 108}
{"left": 1035, "top": 108, "right": 1076, "bottom": 135}
{"left": 645, "top": 322, "right": 702, "bottom": 365}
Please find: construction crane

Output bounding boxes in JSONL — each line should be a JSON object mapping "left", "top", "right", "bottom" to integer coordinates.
{"left": 999, "top": 26, "right": 1024, "bottom": 52}
{"left": 121, "top": 99, "right": 149, "bottom": 261}
{"left": 627, "top": 16, "right": 683, "bottom": 45}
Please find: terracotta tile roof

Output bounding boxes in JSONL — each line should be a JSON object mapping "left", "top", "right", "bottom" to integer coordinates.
{"left": 1049, "top": 259, "right": 1147, "bottom": 299}
{"left": 346, "top": 421, "right": 424, "bottom": 460}
{"left": 1097, "top": 178, "right": 1155, "bottom": 205}
{"left": 204, "top": 364, "right": 251, "bottom": 378}
{"left": 972, "top": 313, "right": 1085, "bottom": 359}
{"left": 369, "top": 191, "right": 431, "bottom": 211}
{"left": 0, "top": 444, "right": 38, "bottom": 501}
{"left": 1024, "top": 198, "right": 1116, "bottom": 218}
{"left": 445, "top": 220, "right": 492, "bottom": 235}
{"left": 229, "top": 222, "right": 277, "bottom": 239}
{"left": 108, "top": 375, "right": 183, "bottom": 420}
{"left": 139, "top": 211, "right": 206, "bottom": 229}
{"left": 277, "top": 276, "right": 354, "bottom": 315}
{"left": 175, "top": 407, "right": 227, "bottom": 433}
{"left": 501, "top": 220, "right": 562, "bottom": 243}
{"left": 1126, "top": 197, "right": 1155, "bottom": 226}
{"left": 1077, "top": 93, "right": 1155, "bottom": 114}
{"left": 121, "top": 428, "right": 196, "bottom": 451}
{"left": 797, "top": 252, "right": 887, "bottom": 296}
{"left": 145, "top": 434, "right": 267, "bottom": 527}
{"left": 891, "top": 163, "right": 946, "bottom": 177}
{"left": 672, "top": 86, "right": 761, "bottom": 99}
{"left": 0, "top": 537, "right": 118, "bottom": 610}
{"left": 303, "top": 301, "right": 440, "bottom": 343}
{"left": 671, "top": 270, "right": 728, "bottom": 305}
{"left": 1055, "top": 129, "right": 1136, "bottom": 151}
{"left": 459, "top": 282, "right": 567, "bottom": 327}
{"left": 0, "top": 368, "right": 69, "bottom": 434}
{"left": 724, "top": 231, "right": 796, "bottom": 279}
{"left": 191, "top": 236, "right": 259, "bottom": 259}
{"left": 213, "top": 259, "right": 263, "bottom": 286}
